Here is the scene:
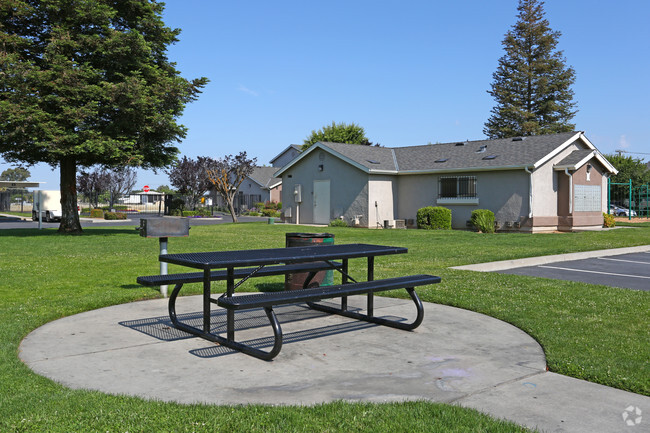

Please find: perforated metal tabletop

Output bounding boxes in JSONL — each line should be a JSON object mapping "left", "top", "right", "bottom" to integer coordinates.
{"left": 159, "top": 243, "right": 408, "bottom": 270}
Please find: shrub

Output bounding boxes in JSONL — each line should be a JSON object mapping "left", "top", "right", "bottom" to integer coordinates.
{"left": 261, "top": 208, "right": 281, "bottom": 217}
{"left": 416, "top": 206, "right": 451, "bottom": 230}
{"left": 90, "top": 208, "right": 104, "bottom": 218}
{"left": 470, "top": 209, "right": 496, "bottom": 233}
{"left": 170, "top": 197, "right": 185, "bottom": 213}
{"left": 276, "top": 201, "right": 282, "bottom": 209}
{"left": 254, "top": 202, "right": 265, "bottom": 210}
{"left": 329, "top": 218, "right": 348, "bottom": 227}
{"left": 603, "top": 212, "right": 616, "bottom": 228}
{"left": 104, "top": 211, "right": 126, "bottom": 220}
{"left": 247, "top": 211, "right": 260, "bottom": 216}
{"left": 182, "top": 210, "right": 198, "bottom": 217}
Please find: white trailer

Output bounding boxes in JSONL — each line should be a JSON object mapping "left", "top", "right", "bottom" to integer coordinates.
{"left": 32, "top": 190, "right": 62, "bottom": 222}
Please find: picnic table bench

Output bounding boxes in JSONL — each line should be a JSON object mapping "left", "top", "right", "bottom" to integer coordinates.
{"left": 136, "top": 243, "right": 440, "bottom": 360}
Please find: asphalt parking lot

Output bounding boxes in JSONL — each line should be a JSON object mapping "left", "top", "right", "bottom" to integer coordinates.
{"left": 497, "top": 252, "right": 650, "bottom": 291}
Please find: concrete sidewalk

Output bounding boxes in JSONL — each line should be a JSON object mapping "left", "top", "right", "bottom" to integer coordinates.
{"left": 451, "top": 245, "right": 650, "bottom": 272}
{"left": 20, "top": 295, "right": 649, "bottom": 432}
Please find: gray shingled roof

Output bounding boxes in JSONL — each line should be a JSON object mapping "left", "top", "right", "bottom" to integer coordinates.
{"left": 249, "top": 166, "right": 280, "bottom": 188}
{"left": 555, "top": 149, "right": 595, "bottom": 167}
{"left": 316, "top": 132, "right": 579, "bottom": 173}
{"left": 319, "top": 142, "right": 398, "bottom": 171}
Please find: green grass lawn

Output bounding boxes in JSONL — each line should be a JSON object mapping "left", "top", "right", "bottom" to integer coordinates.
{"left": 1, "top": 224, "right": 649, "bottom": 432}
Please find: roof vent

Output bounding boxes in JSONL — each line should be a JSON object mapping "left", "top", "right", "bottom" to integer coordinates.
{"left": 455, "top": 142, "right": 465, "bottom": 146}
{"left": 366, "top": 159, "right": 381, "bottom": 165}
{"left": 476, "top": 145, "right": 487, "bottom": 153}
{"left": 435, "top": 158, "right": 449, "bottom": 163}
{"left": 512, "top": 137, "right": 524, "bottom": 141}
{"left": 482, "top": 154, "right": 499, "bottom": 160}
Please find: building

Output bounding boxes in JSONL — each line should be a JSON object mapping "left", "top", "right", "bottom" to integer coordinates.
{"left": 275, "top": 131, "right": 617, "bottom": 232}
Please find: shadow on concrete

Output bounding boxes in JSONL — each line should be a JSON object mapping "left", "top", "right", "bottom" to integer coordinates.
{"left": 119, "top": 302, "right": 408, "bottom": 358}
{"left": 190, "top": 320, "right": 380, "bottom": 358}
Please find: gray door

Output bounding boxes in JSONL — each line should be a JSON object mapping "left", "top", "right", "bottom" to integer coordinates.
{"left": 313, "top": 180, "right": 330, "bottom": 224}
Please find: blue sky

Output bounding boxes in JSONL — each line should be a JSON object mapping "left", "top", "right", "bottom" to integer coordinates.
{"left": 3, "top": 0, "right": 649, "bottom": 189}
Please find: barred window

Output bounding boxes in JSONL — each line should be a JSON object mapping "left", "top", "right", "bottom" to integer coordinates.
{"left": 439, "top": 176, "right": 477, "bottom": 198}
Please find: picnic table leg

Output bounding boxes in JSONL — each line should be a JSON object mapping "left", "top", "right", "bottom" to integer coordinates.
{"left": 226, "top": 267, "right": 235, "bottom": 341}
{"left": 341, "top": 259, "right": 348, "bottom": 311}
{"left": 203, "top": 268, "right": 211, "bottom": 333}
{"left": 367, "top": 256, "right": 374, "bottom": 317}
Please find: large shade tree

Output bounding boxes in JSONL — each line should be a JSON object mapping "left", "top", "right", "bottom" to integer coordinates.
{"left": 0, "top": 0, "right": 208, "bottom": 233}
{"left": 484, "top": 0, "right": 577, "bottom": 139}
{"left": 302, "top": 122, "right": 373, "bottom": 150}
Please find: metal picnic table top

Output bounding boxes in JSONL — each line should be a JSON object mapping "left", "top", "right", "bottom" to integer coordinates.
{"left": 158, "top": 243, "right": 408, "bottom": 270}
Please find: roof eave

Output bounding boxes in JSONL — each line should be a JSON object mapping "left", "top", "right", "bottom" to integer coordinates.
{"left": 532, "top": 131, "right": 583, "bottom": 169}
{"left": 275, "top": 142, "right": 372, "bottom": 176}
{"left": 396, "top": 165, "right": 531, "bottom": 175}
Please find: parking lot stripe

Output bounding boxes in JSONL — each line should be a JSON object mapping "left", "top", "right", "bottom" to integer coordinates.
{"left": 598, "top": 257, "right": 650, "bottom": 265}
{"left": 538, "top": 266, "right": 650, "bottom": 280}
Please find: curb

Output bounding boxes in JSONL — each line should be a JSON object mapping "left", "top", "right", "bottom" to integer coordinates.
{"left": 450, "top": 245, "right": 650, "bottom": 272}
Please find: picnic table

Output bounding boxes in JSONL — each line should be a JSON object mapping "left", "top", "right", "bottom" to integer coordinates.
{"left": 137, "top": 243, "right": 440, "bottom": 360}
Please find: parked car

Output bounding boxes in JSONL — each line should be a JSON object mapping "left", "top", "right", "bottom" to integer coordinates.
{"left": 610, "top": 205, "right": 637, "bottom": 217}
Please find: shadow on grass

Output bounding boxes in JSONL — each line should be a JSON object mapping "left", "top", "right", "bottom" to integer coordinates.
{"left": 255, "top": 282, "right": 286, "bottom": 293}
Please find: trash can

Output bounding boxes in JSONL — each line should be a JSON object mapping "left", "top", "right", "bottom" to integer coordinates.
{"left": 285, "top": 232, "right": 335, "bottom": 290}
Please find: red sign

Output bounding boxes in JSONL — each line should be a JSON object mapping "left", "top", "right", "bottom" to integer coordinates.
{"left": 143, "top": 185, "right": 150, "bottom": 192}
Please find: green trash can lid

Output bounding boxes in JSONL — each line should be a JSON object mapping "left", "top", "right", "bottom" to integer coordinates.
{"left": 285, "top": 232, "right": 334, "bottom": 238}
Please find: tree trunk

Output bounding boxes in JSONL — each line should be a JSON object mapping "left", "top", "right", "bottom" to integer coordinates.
{"left": 58, "top": 157, "right": 83, "bottom": 233}
{"left": 227, "top": 196, "right": 238, "bottom": 223}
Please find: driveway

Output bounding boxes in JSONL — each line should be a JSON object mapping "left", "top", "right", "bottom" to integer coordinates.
{"left": 496, "top": 252, "right": 650, "bottom": 291}
{"left": 0, "top": 214, "right": 269, "bottom": 229}
{"left": 451, "top": 245, "right": 650, "bottom": 291}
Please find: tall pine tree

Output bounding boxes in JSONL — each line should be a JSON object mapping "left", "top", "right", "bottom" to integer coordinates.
{"left": 484, "top": 0, "right": 577, "bottom": 139}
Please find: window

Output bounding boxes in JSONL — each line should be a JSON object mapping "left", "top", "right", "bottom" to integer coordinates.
{"left": 439, "top": 176, "right": 477, "bottom": 198}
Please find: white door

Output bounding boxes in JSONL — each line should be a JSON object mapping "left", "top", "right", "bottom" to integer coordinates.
{"left": 313, "top": 180, "right": 330, "bottom": 224}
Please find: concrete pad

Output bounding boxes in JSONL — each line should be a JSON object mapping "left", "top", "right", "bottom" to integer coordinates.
{"left": 20, "top": 295, "right": 544, "bottom": 406}
{"left": 19, "top": 295, "right": 650, "bottom": 432}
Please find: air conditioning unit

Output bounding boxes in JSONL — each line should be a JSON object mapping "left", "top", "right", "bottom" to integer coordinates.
{"left": 394, "top": 219, "right": 406, "bottom": 229}
{"left": 383, "top": 220, "right": 394, "bottom": 229}
{"left": 505, "top": 221, "right": 513, "bottom": 228}
{"left": 513, "top": 221, "right": 521, "bottom": 228}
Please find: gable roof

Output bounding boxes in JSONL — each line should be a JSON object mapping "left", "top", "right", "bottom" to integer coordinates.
{"left": 248, "top": 166, "right": 281, "bottom": 189}
{"left": 275, "top": 131, "right": 617, "bottom": 177}
{"left": 553, "top": 149, "right": 617, "bottom": 173}
{"left": 269, "top": 144, "right": 302, "bottom": 165}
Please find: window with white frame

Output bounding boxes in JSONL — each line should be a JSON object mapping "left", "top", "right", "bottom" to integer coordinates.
{"left": 439, "top": 176, "right": 477, "bottom": 198}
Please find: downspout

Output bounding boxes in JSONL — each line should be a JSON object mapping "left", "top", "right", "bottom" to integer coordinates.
{"left": 564, "top": 169, "right": 573, "bottom": 214}
{"left": 524, "top": 167, "right": 533, "bottom": 218}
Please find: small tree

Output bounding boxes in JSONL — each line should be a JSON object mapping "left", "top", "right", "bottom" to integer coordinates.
{"left": 77, "top": 169, "right": 110, "bottom": 208}
{"left": 206, "top": 152, "right": 256, "bottom": 223}
{"left": 302, "top": 122, "right": 373, "bottom": 150}
{"left": 484, "top": 0, "right": 577, "bottom": 138}
{"left": 105, "top": 167, "right": 137, "bottom": 209}
{"left": 167, "top": 156, "right": 217, "bottom": 210}
{"left": 0, "top": 167, "right": 30, "bottom": 182}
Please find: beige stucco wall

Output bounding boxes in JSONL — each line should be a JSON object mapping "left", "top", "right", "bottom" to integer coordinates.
{"left": 530, "top": 141, "right": 582, "bottom": 219}
{"left": 280, "top": 149, "right": 369, "bottom": 225}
